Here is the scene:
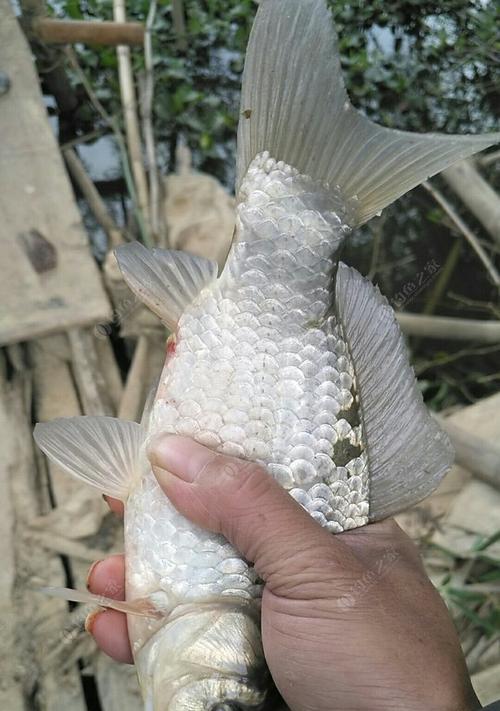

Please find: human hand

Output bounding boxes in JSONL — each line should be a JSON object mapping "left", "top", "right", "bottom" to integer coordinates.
{"left": 87, "top": 436, "right": 480, "bottom": 711}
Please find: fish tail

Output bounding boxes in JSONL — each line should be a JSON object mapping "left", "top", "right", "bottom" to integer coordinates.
{"left": 237, "top": 0, "right": 499, "bottom": 226}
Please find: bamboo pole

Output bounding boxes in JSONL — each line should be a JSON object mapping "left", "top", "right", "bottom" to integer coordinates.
{"left": 33, "top": 18, "right": 144, "bottom": 46}
{"left": 113, "top": 0, "right": 151, "bottom": 240}
{"left": 118, "top": 335, "right": 149, "bottom": 421}
{"left": 442, "top": 159, "right": 500, "bottom": 247}
{"left": 397, "top": 312, "right": 500, "bottom": 343}
{"left": 63, "top": 147, "right": 123, "bottom": 246}
{"left": 423, "top": 180, "right": 500, "bottom": 289}
{"left": 64, "top": 46, "right": 149, "bottom": 245}
{"left": 140, "top": 0, "right": 164, "bottom": 243}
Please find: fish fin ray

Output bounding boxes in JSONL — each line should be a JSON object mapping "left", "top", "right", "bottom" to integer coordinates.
{"left": 237, "top": 0, "right": 499, "bottom": 225}
{"left": 334, "top": 263, "right": 454, "bottom": 519}
{"left": 34, "top": 416, "right": 142, "bottom": 501}
{"left": 115, "top": 242, "right": 218, "bottom": 329}
{"left": 39, "top": 587, "right": 164, "bottom": 619}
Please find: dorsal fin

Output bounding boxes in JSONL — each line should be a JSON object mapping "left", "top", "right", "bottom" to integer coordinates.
{"left": 34, "top": 416, "right": 142, "bottom": 501}
{"left": 237, "top": 0, "right": 499, "bottom": 225}
{"left": 334, "top": 263, "right": 454, "bottom": 519}
{"left": 115, "top": 242, "right": 218, "bottom": 330}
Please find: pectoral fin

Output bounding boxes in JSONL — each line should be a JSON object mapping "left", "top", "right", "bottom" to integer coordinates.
{"left": 40, "top": 587, "right": 165, "bottom": 619}
{"left": 334, "top": 263, "right": 454, "bottom": 520}
{"left": 34, "top": 416, "right": 142, "bottom": 501}
{"left": 115, "top": 242, "right": 218, "bottom": 330}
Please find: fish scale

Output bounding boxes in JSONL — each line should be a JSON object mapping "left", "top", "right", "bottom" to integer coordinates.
{"left": 34, "top": 0, "right": 499, "bottom": 708}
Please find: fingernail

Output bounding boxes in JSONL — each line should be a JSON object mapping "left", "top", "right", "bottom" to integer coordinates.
{"left": 86, "top": 559, "right": 103, "bottom": 591}
{"left": 147, "top": 435, "right": 215, "bottom": 484}
{"left": 85, "top": 609, "right": 102, "bottom": 635}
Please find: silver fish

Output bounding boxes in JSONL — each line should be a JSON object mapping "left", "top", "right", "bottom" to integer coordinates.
{"left": 34, "top": 0, "right": 499, "bottom": 709}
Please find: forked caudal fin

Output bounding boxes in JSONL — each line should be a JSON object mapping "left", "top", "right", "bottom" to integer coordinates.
{"left": 237, "top": 0, "right": 499, "bottom": 225}
{"left": 334, "top": 263, "right": 454, "bottom": 519}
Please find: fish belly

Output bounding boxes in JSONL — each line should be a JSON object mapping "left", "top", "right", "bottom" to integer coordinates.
{"left": 125, "top": 157, "right": 369, "bottom": 656}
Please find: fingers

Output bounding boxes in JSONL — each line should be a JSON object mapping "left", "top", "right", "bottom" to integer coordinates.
{"left": 148, "top": 435, "right": 361, "bottom": 597}
{"left": 86, "top": 554, "right": 132, "bottom": 664}
{"left": 86, "top": 609, "right": 133, "bottom": 664}
{"left": 103, "top": 495, "right": 124, "bottom": 517}
{"left": 86, "top": 554, "right": 126, "bottom": 598}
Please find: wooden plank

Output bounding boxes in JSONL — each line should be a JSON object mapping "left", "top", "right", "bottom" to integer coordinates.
{"left": 397, "top": 393, "right": 500, "bottom": 538}
{"left": 472, "top": 663, "right": 500, "bottom": 707}
{"left": 0, "top": 362, "right": 26, "bottom": 711}
{"left": 0, "top": 357, "right": 87, "bottom": 711}
{"left": 0, "top": 0, "right": 110, "bottom": 345}
{"left": 30, "top": 335, "right": 107, "bottom": 538}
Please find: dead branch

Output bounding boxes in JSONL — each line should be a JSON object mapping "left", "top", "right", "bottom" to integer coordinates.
{"left": 442, "top": 159, "right": 500, "bottom": 247}
{"left": 33, "top": 18, "right": 144, "bottom": 46}
{"left": 423, "top": 180, "right": 500, "bottom": 289}
{"left": 397, "top": 312, "right": 500, "bottom": 343}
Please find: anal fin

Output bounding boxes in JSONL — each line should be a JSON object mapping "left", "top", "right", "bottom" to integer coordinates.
{"left": 335, "top": 262, "right": 454, "bottom": 520}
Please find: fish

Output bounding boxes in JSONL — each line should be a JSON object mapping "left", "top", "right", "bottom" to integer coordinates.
{"left": 34, "top": 0, "right": 500, "bottom": 709}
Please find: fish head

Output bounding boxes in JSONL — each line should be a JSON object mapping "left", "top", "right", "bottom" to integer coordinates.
{"left": 134, "top": 603, "right": 268, "bottom": 711}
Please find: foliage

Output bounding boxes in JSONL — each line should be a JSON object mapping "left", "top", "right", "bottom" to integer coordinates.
{"left": 49, "top": 0, "right": 499, "bottom": 177}
{"left": 46, "top": 0, "right": 500, "bottom": 409}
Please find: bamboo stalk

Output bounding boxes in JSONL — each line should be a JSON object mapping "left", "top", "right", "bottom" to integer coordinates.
{"left": 397, "top": 312, "right": 500, "bottom": 343}
{"left": 423, "top": 180, "right": 500, "bottom": 288}
{"left": 422, "top": 241, "right": 462, "bottom": 316}
{"left": 172, "top": 0, "right": 187, "bottom": 51}
{"left": 118, "top": 335, "right": 149, "bottom": 421}
{"left": 113, "top": 0, "right": 151, "bottom": 241}
{"left": 65, "top": 46, "right": 149, "bottom": 244}
{"left": 33, "top": 18, "right": 144, "bottom": 46}
{"left": 68, "top": 328, "right": 115, "bottom": 416}
{"left": 442, "top": 159, "right": 500, "bottom": 247}
{"left": 63, "top": 147, "right": 123, "bottom": 246}
{"left": 140, "top": 0, "right": 164, "bottom": 243}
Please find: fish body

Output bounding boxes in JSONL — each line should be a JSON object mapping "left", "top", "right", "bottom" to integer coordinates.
{"left": 34, "top": 0, "right": 500, "bottom": 709}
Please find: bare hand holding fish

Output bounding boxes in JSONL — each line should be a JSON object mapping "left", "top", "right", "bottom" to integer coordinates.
{"left": 88, "top": 436, "right": 480, "bottom": 711}
{"left": 34, "top": 0, "right": 500, "bottom": 708}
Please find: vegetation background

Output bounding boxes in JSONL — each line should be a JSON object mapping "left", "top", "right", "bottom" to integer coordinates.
{"left": 40, "top": 0, "right": 500, "bottom": 407}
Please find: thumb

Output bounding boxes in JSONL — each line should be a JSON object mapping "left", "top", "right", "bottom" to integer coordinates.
{"left": 147, "top": 435, "right": 358, "bottom": 597}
